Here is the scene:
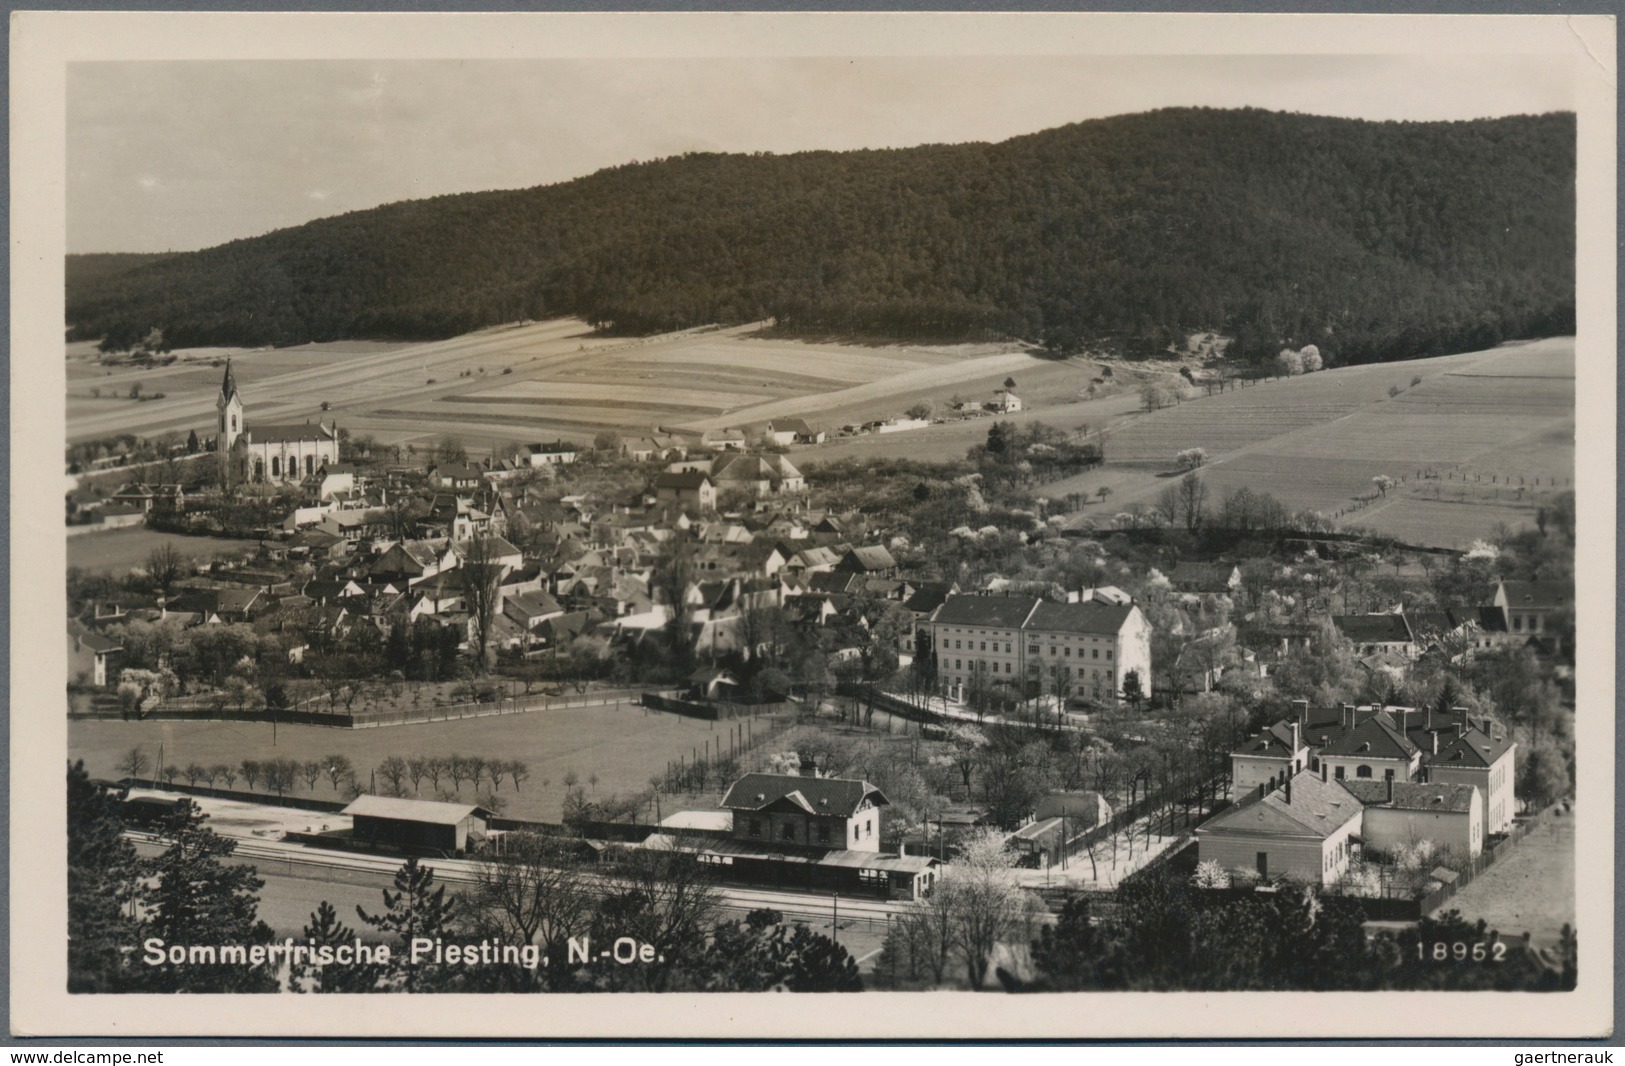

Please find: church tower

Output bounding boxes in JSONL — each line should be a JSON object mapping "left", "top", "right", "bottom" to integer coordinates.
{"left": 216, "top": 359, "right": 244, "bottom": 483}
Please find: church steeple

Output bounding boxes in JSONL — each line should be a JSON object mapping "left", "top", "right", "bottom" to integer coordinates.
{"left": 216, "top": 358, "right": 244, "bottom": 483}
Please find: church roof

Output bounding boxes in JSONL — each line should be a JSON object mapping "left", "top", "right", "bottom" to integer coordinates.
{"left": 251, "top": 423, "right": 335, "bottom": 444}
{"left": 219, "top": 359, "right": 239, "bottom": 403}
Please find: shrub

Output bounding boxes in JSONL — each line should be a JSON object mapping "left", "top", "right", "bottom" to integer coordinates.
{"left": 1192, "top": 860, "right": 1231, "bottom": 889}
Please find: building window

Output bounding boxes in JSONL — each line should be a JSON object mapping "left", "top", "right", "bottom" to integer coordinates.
{"left": 270, "top": 457, "right": 281, "bottom": 477}
{"left": 306, "top": 455, "right": 315, "bottom": 476}
{"left": 1004, "top": 643, "right": 1011, "bottom": 653}
{"left": 818, "top": 823, "right": 830, "bottom": 843}
{"left": 1028, "top": 644, "right": 1038, "bottom": 655}
{"left": 1334, "top": 766, "right": 1346, "bottom": 780}
{"left": 1106, "top": 650, "right": 1113, "bottom": 661}
{"left": 1384, "top": 768, "right": 1395, "bottom": 781}
{"left": 1004, "top": 663, "right": 1011, "bottom": 674}
{"left": 980, "top": 642, "right": 986, "bottom": 651}
{"left": 1092, "top": 648, "right": 1100, "bottom": 659}
{"left": 1356, "top": 765, "right": 1372, "bottom": 779}
{"left": 866, "top": 821, "right": 873, "bottom": 838}
{"left": 749, "top": 818, "right": 761, "bottom": 838}
{"left": 853, "top": 824, "right": 860, "bottom": 842}
{"left": 956, "top": 640, "right": 962, "bottom": 650}
{"left": 782, "top": 823, "right": 795, "bottom": 842}
{"left": 955, "top": 660, "right": 961, "bottom": 670}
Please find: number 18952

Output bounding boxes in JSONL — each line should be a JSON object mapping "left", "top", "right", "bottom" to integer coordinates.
{"left": 1418, "top": 941, "right": 1506, "bottom": 962}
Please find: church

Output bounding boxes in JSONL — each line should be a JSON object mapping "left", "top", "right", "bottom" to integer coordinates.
{"left": 216, "top": 360, "right": 340, "bottom": 485}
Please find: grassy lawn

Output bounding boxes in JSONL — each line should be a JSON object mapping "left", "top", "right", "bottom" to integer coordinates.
{"left": 67, "top": 528, "right": 264, "bottom": 574}
{"left": 1436, "top": 808, "right": 1576, "bottom": 951}
{"left": 70, "top": 701, "right": 787, "bottom": 822}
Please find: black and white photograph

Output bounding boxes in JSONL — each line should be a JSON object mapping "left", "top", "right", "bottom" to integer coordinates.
{"left": 11, "top": 10, "right": 1614, "bottom": 1040}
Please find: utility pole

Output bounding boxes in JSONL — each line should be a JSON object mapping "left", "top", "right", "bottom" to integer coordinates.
{"left": 831, "top": 892, "right": 839, "bottom": 948}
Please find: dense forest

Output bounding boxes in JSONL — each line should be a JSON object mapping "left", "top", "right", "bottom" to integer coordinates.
{"left": 66, "top": 107, "right": 1575, "bottom": 365}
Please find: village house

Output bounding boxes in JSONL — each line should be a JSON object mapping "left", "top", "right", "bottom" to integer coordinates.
{"left": 68, "top": 620, "right": 122, "bottom": 688}
{"left": 654, "top": 470, "right": 716, "bottom": 513}
{"left": 1230, "top": 719, "right": 1310, "bottom": 796}
{"left": 990, "top": 389, "right": 1022, "bottom": 413}
{"left": 1315, "top": 710, "right": 1422, "bottom": 784}
{"left": 1332, "top": 612, "right": 1418, "bottom": 659}
{"left": 710, "top": 452, "right": 806, "bottom": 498}
{"left": 524, "top": 440, "right": 579, "bottom": 467}
{"left": 703, "top": 428, "right": 748, "bottom": 451}
{"left": 1490, "top": 579, "right": 1569, "bottom": 652}
{"left": 1196, "top": 770, "right": 1361, "bottom": 885}
{"left": 1340, "top": 779, "right": 1483, "bottom": 862}
{"left": 1426, "top": 721, "right": 1517, "bottom": 838}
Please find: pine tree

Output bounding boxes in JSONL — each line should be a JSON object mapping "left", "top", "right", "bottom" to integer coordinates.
{"left": 138, "top": 799, "right": 277, "bottom": 992}
{"left": 295, "top": 901, "right": 385, "bottom": 993}
{"left": 67, "top": 761, "right": 142, "bottom": 992}
{"left": 356, "top": 857, "right": 460, "bottom": 992}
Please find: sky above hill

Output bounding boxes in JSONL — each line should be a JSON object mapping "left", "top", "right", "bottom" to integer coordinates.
{"left": 68, "top": 54, "right": 1573, "bottom": 254}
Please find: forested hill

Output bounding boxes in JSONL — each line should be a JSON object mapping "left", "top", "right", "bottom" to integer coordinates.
{"left": 66, "top": 107, "right": 1575, "bottom": 366}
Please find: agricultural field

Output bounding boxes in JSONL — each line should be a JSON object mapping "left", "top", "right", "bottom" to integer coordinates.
{"left": 70, "top": 318, "right": 1112, "bottom": 457}
{"left": 1037, "top": 337, "right": 1574, "bottom": 549}
{"left": 68, "top": 701, "right": 763, "bottom": 822}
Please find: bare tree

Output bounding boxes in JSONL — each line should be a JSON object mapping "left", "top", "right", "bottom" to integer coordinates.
{"left": 239, "top": 759, "right": 262, "bottom": 790}
{"left": 213, "top": 764, "right": 237, "bottom": 789}
{"left": 183, "top": 762, "right": 209, "bottom": 788}
{"left": 145, "top": 543, "right": 187, "bottom": 597}
{"left": 377, "top": 756, "right": 410, "bottom": 797}
{"left": 447, "top": 755, "right": 472, "bottom": 792}
{"left": 508, "top": 761, "right": 530, "bottom": 792}
{"left": 406, "top": 756, "right": 430, "bottom": 794}
{"left": 465, "top": 833, "right": 596, "bottom": 978}
{"left": 324, "top": 755, "right": 354, "bottom": 791}
{"left": 299, "top": 760, "right": 324, "bottom": 791}
{"left": 116, "top": 747, "right": 150, "bottom": 780}
{"left": 460, "top": 535, "right": 505, "bottom": 672}
{"left": 1176, "top": 473, "right": 1209, "bottom": 532}
{"left": 264, "top": 757, "right": 299, "bottom": 798}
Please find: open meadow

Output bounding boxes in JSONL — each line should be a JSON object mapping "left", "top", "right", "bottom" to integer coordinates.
{"left": 1037, "top": 338, "right": 1574, "bottom": 549}
{"left": 68, "top": 701, "right": 777, "bottom": 822}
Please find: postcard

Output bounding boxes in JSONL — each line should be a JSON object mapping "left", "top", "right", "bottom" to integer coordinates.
{"left": 11, "top": 10, "right": 1614, "bottom": 1039}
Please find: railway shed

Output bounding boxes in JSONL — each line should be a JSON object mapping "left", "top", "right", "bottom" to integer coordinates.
{"left": 342, "top": 795, "right": 491, "bottom": 855}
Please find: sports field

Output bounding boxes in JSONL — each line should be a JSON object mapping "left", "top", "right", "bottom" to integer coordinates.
{"left": 68, "top": 701, "right": 771, "bottom": 822}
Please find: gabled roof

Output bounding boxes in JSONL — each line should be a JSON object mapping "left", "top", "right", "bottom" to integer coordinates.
{"left": 720, "top": 773, "right": 888, "bottom": 819}
{"left": 1319, "top": 714, "right": 1419, "bottom": 760}
{"left": 1200, "top": 771, "right": 1361, "bottom": 840}
{"left": 1332, "top": 613, "right": 1414, "bottom": 644}
{"left": 1498, "top": 580, "right": 1569, "bottom": 610}
{"left": 656, "top": 470, "right": 713, "bottom": 490}
{"left": 252, "top": 422, "right": 336, "bottom": 444}
{"left": 842, "top": 545, "right": 897, "bottom": 572}
{"left": 768, "top": 418, "right": 813, "bottom": 434}
{"left": 342, "top": 795, "right": 488, "bottom": 824}
{"left": 69, "top": 621, "right": 122, "bottom": 654}
{"left": 1339, "top": 780, "right": 1477, "bottom": 813}
{"left": 902, "top": 581, "right": 955, "bottom": 614}
{"left": 1432, "top": 727, "right": 1515, "bottom": 769}
{"left": 1233, "top": 722, "right": 1303, "bottom": 758}
{"left": 932, "top": 594, "right": 1041, "bottom": 630}
{"left": 1026, "top": 599, "right": 1136, "bottom": 636}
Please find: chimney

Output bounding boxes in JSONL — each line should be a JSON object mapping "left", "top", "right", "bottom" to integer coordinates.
{"left": 1284, "top": 775, "right": 1292, "bottom": 806}
{"left": 1341, "top": 703, "right": 1355, "bottom": 728}
{"left": 798, "top": 753, "right": 819, "bottom": 778}
{"left": 1292, "top": 698, "right": 1309, "bottom": 727}
{"left": 1432, "top": 731, "right": 1440, "bottom": 755}
{"left": 1321, "top": 761, "right": 1328, "bottom": 782}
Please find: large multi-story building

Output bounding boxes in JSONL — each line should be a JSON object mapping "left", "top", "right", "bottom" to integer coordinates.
{"left": 926, "top": 594, "right": 1153, "bottom": 704}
